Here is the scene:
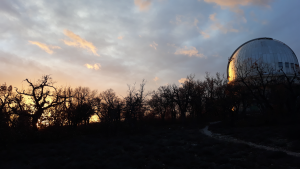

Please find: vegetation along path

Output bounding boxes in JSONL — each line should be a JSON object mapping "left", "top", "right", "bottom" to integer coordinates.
{"left": 201, "top": 122, "right": 300, "bottom": 158}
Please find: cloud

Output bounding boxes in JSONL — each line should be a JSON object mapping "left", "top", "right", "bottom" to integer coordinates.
{"left": 150, "top": 41, "right": 158, "bottom": 50}
{"left": 200, "top": 31, "right": 210, "bottom": 39}
{"left": 203, "top": 0, "right": 273, "bottom": 22}
{"left": 208, "top": 13, "right": 239, "bottom": 34}
{"left": 250, "top": 11, "right": 268, "bottom": 25}
{"left": 170, "top": 15, "right": 200, "bottom": 27}
{"left": 203, "top": 0, "right": 273, "bottom": 8}
{"left": 170, "top": 15, "right": 183, "bottom": 25}
{"left": 167, "top": 43, "right": 178, "bottom": 49}
{"left": 211, "top": 22, "right": 239, "bottom": 33}
{"left": 134, "top": 0, "right": 152, "bottom": 11}
{"left": 193, "top": 17, "right": 210, "bottom": 39}
{"left": 174, "top": 46, "right": 205, "bottom": 58}
{"left": 178, "top": 78, "right": 187, "bottom": 84}
{"left": 28, "top": 41, "right": 61, "bottom": 54}
{"left": 170, "top": 16, "right": 209, "bottom": 39}
{"left": 209, "top": 13, "right": 217, "bottom": 21}
{"left": 194, "top": 18, "right": 199, "bottom": 27}
{"left": 153, "top": 77, "right": 159, "bottom": 82}
{"left": 118, "top": 36, "right": 124, "bottom": 40}
{"left": 62, "top": 29, "right": 99, "bottom": 56}
{"left": 84, "top": 63, "right": 101, "bottom": 70}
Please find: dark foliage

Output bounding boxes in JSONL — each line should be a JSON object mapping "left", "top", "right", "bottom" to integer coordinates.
{"left": 1, "top": 61, "right": 300, "bottom": 168}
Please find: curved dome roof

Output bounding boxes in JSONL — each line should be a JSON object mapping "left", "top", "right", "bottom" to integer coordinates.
{"left": 227, "top": 37, "right": 299, "bottom": 81}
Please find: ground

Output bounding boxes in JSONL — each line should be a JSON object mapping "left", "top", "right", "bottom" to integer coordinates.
{"left": 209, "top": 120, "right": 300, "bottom": 153}
{"left": 1, "top": 123, "right": 300, "bottom": 169}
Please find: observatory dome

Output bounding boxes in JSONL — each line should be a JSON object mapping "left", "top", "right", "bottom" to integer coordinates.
{"left": 227, "top": 37, "right": 299, "bottom": 82}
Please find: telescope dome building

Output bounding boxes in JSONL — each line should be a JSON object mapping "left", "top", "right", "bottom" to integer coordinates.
{"left": 227, "top": 37, "right": 299, "bottom": 82}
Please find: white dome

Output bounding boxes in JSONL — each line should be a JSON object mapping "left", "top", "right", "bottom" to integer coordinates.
{"left": 227, "top": 37, "right": 299, "bottom": 82}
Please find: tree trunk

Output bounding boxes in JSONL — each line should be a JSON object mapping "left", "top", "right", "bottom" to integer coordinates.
{"left": 32, "top": 115, "right": 39, "bottom": 131}
{"left": 161, "top": 112, "right": 165, "bottom": 122}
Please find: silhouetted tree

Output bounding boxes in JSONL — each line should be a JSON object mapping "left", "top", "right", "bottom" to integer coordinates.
{"left": 276, "top": 67, "right": 300, "bottom": 114}
{"left": 70, "top": 86, "right": 97, "bottom": 126}
{"left": 189, "top": 80, "right": 205, "bottom": 121}
{"left": 9, "top": 91, "right": 33, "bottom": 129}
{"left": 172, "top": 75, "right": 195, "bottom": 122}
{"left": 16, "top": 75, "right": 67, "bottom": 131}
{"left": 124, "top": 80, "right": 148, "bottom": 125}
{"left": 99, "top": 89, "right": 123, "bottom": 123}
{"left": 202, "top": 72, "right": 218, "bottom": 119}
{"left": 148, "top": 90, "right": 164, "bottom": 121}
{"left": 234, "top": 58, "right": 277, "bottom": 112}
{"left": 214, "top": 73, "right": 232, "bottom": 117}
{"left": 161, "top": 85, "right": 177, "bottom": 121}
{"left": 0, "top": 83, "right": 12, "bottom": 130}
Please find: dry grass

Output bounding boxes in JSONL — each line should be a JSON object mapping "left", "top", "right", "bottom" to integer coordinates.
{"left": 1, "top": 121, "right": 300, "bottom": 168}
{"left": 209, "top": 117, "right": 300, "bottom": 153}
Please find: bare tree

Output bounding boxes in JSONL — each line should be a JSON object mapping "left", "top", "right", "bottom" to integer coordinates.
{"left": 9, "top": 91, "right": 34, "bottom": 129}
{"left": 276, "top": 66, "right": 300, "bottom": 114}
{"left": 203, "top": 72, "right": 217, "bottom": 117}
{"left": 93, "top": 96, "right": 102, "bottom": 122}
{"left": 148, "top": 90, "right": 164, "bottom": 121}
{"left": 0, "top": 83, "right": 13, "bottom": 129}
{"left": 124, "top": 80, "right": 148, "bottom": 125}
{"left": 172, "top": 75, "right": 195, "bottom": 122}
{"left": 234, "top": 58, "right": 277, "bottom": 112}
{"left": 189, "top": 80, "right": 205, "bottom": 121}
{"left": 16, "top": 75, "right": 67, "bottom": 130}
{"left": 99, "top": 89, "right": 123, "bottom": 123}
{"left": 161, "top": 85, "right": 177, "bottom": 121}
{"left": 71, "top": 86, "right": 97, "bottom": 126}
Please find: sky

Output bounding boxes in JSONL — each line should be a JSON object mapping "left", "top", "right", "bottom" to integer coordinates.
{"left": 1, "top": 0, "right": 300, "bottom": 96}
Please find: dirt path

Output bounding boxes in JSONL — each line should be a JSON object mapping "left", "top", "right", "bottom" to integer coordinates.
{"left": 201, "top": 122, "right": 300, "bottom": 157}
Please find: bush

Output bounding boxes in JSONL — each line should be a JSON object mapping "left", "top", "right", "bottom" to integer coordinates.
{"left": 266, "top": 151, "right": 287, "bottom": 159}
{"left": 288, "top": 140, "right": 300, "bottom": 151}
{"left": 285, "top": 127, "right": 300, "bottom": 140}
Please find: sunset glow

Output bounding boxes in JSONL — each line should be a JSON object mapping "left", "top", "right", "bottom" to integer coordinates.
{"left": 62, "top": 29, "right": 99, "bottom": 56}
{"left": 0, "top": 0, "right": 298, "bottom": 97}
{"left": 1, "top": 1, "right": 300, "bottom": 167}
{"left": 90, "top": 114, "right": 100, "bottom": 123}
{"left": 28, "top": 41, "right": 61, "bottom": 54}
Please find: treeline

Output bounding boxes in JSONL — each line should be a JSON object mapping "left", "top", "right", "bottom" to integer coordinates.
{"left": 1, "top": 64, "right": 300, "bottom": 134}
{"left": 0, "top": 75, "right": 148, "bottom": 132}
